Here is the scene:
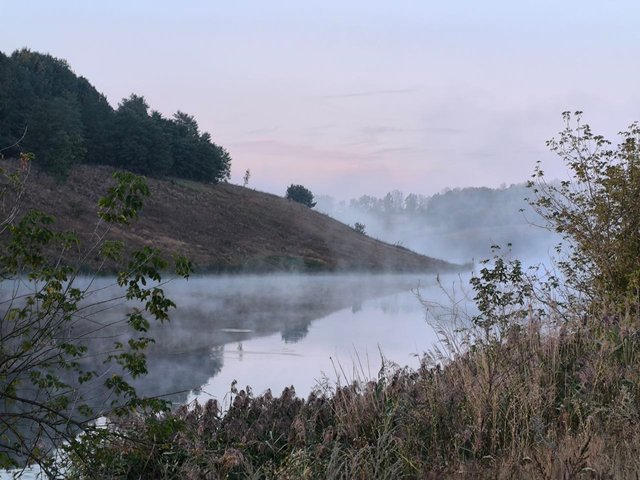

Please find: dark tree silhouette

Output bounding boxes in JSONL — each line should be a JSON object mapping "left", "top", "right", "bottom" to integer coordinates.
{"left": 0, "top": 49, "right": 231, "bottom": 182}
{"left": 286, "top": 184, "right": 316, "bottom": 207}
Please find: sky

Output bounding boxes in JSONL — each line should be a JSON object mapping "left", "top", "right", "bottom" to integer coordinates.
{"left": 2, "top": 1, "right": 640, "bottom": 199}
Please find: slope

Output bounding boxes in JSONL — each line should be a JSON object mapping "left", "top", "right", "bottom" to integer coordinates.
{"left": 11, "top": 162, "right": 459, "bottom": 273}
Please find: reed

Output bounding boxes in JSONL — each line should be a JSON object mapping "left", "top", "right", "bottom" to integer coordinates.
{"left": 63, "top": 297, "right": 640, "bottom": 479}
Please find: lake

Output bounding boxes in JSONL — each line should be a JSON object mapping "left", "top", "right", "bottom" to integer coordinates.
{"left": 1, "top": 272, "right": 474, "bottom": 478}
{"left": 134, "top": 272, "right": 473, "bottom": 406}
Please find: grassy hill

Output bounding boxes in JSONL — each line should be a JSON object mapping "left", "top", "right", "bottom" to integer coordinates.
{"left": 10, "top": 161, "right": 460, "bottom": 273}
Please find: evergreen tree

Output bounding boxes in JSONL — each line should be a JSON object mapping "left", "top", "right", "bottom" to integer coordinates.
{"left": 26, "top": 94, "right": 86, "bottom": 178}
{"left": 0, "top": 49, "right": 232, "bottom": 182}
{"left": 286, "top": 184, "right": 316, "bottom": 207}
{"left": 76, "top": 77, "right": 114, "bottom": 165}
{"left": 111, "top": 95, "right": 172, "bottom": 176}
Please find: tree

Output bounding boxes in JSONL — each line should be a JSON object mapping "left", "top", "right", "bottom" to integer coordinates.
{"left": 76, "top": 76, "right": 114, "bottom": 165}
{"left": 286, "top": 184, "right": 316, "bottom": 208}
{"left": 530, "top": 111, "right": 640, "bottom": 306}
{"left": 0, "top": 155, "right": 191, "bottom": 475}
{"left": 162, "top": 112, "right": 231, "bottom": 183}
{"left": 26, "top": 94, "right": 86, "bottom": 179}
{"left": 353, "top": 222, "right": 366, "bottom": 235}
{"left": 0, "top": 49, "right": 232, "bottom": 184}
{"left": 110, "top": 95, "right": 172, "bottom": 176}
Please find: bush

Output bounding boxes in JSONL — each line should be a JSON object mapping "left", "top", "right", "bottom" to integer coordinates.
{"left": 529, "top": 111, "right": 640, "bottom": 307}
{"left": 0, "top": 155, "right": 191, "bottom": 474}
{"left": 286, "top": 184, "right": 316, "bottom": 208}
{"left": 353, "top": 222, "right": 366, "bottom": 234}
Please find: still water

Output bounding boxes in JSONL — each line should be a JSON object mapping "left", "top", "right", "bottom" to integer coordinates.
{"left": 135, "top": 273, "right": 471, "bottom": 405}
{"left": 1, "top": 272, "right": 472, "bottom": 478}
{"left": 189, "top": 284, "right": 438, "bottom": 404}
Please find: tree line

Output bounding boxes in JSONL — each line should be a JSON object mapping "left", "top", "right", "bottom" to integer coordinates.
{"left": 316, "top": 184, "right": 534, "bottom": 229}
{"left": 0, "top": 49, "right": 231, "bottom": 182}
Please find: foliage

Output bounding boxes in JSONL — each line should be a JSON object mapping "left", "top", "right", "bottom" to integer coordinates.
{"left": 0, "top": 49, "right": 231, "bottom": 182}
{"left": 470, "top": 246, "right": 536, "bottom": 335}
{"left": 353, "top": 222, "right": 366, "bottom": 235}
{"left": 109, "top": 95, "right": 172, "bottom": 176}
{"left": 0, "top": 156, "right": 191, "bottom": 475}
{"left": 286, "top": 184, "right": 316, "bottom": 208}
{"left": 63, "top": 318, "right": 640, "bottom": 478}
{"left": 26, "top": 94, "right": 86, "bottom": 180}
{"left": 529, "top": 111, "right": 640, "bottom": 307}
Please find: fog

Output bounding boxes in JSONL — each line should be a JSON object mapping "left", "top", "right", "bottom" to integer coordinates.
{"left": 315, "top": 183, "right": 560, "bottom": 267}
{"left": 2, "top": 273, "right": 470, "bottom": 413}
{"left": 1, "top": 184, "right": 560, "bottom": 416}
{"left": 138, "top": 272, "right": 477, "bottom": 405}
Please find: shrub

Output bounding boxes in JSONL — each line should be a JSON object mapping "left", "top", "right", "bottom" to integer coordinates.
{"left": 286, "top": 184, "right": 316, "bottom": 208}
{"left": 0, "top": 154, "right": 191, "bottom": 474}
{"left": 529, "top": 111, "right": 640, "bottom": 307}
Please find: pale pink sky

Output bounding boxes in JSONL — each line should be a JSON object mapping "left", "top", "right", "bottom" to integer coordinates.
{"left": 3, "top": 1, "right": 639, "bottom": 199}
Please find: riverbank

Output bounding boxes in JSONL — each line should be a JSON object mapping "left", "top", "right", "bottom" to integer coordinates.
{"left": 64, "top": 305, "right": 640, "bottom": 479}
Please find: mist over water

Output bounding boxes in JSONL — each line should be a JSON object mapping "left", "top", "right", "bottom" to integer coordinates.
{"left": 186, "top": 275, "right": 468, "bottom": 406}
{"left": 1, "top": 185, "right": 561, "bottom": 418}
{"left": 143, "top": 273, "right": 472, "bottom": 404}
{"left": 315, "top": 185, "right": 560, "bottom": 266}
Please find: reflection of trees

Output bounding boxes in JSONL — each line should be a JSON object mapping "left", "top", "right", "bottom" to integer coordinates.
{"left": 40, "top": 275, "right": 425, "bottom": 410}
{"left": 131, "top": 346, "right": 224, "bottom": 405}
{"left": 379, "top": 298, "right": 400, "bottom": 315}
{"left": 152, "top": 275, "right": 423, "bottom": 352}
{"left": 48, "top": 345, "right": 226, "bottom": 413}
{"left": 281, "top": 322, "right": 310, "bottom": 343}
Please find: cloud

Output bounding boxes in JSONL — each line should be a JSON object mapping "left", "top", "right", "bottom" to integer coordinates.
{"left": 369, "top": 146, "right": 421, "bottom": 156}
{"left": 231, "top": 138, "right": 430, "bottom": 164}
{"left": 229, "top": 139, "right": 367, "bottom": 163}
{"left": 320, "top": 86, "right": 421, "bottom": 99}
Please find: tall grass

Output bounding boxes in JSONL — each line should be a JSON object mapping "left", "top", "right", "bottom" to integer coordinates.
{"left": 63, "top": 297, "right": 640, "bottom": 479}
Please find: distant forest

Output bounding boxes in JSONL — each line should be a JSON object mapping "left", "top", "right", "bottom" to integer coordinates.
{"left": 317, "top": 185, "right": 535, "bottom": 229}
{"left": 0, "top": 49, "right": 231, "bottom": 181}
{"left": 315, "top": 185, "right": 558, "bottom": 264}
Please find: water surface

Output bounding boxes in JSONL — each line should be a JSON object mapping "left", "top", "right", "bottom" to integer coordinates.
{"left": 149, "top": 273, "right": 470, "bottom": 404}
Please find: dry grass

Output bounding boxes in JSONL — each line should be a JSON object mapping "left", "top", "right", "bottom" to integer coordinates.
{"left": 65, "top": 307, "right": 640, "bottom": 479}
{"left": 2, "top": 160, "right": 457, "bottom": 273}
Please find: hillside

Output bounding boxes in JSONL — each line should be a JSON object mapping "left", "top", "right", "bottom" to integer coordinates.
{"left": 8, "top": 161, "right": 459, "bottom": 273}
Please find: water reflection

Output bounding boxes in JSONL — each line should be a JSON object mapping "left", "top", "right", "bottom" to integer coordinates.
{"left": 171, "top": 274, "right": 469, "bottom": 406}
{"left": 2, "top": 273, "right": 468, "bottom": 415}
{"left": 135, "top": 273, "right": 466, "bottom": 405}
{"left": 1, "top": 272, "right": 471, "bottom": 476}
